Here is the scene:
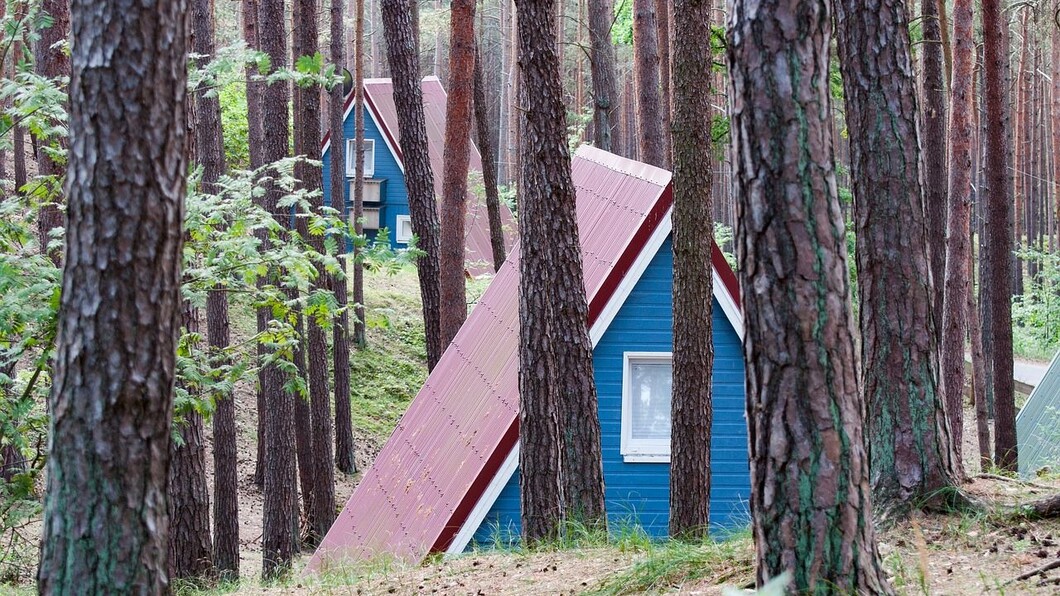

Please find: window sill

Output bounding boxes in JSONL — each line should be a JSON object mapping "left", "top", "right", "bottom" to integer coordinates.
{"left": 621, "top": 453, "right": 670, "bottom": 464}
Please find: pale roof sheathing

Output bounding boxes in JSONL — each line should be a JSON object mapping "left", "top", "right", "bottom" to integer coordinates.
{"left": 1017, "top": 350, "right": 1060, "bottom": 477}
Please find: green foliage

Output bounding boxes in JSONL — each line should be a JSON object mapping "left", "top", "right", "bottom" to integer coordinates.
{"left": 1012, "top": 246, "right": 1060, "bottom": 360}
{"left": 218, "top": 82, "right": 249, "bottom": 169}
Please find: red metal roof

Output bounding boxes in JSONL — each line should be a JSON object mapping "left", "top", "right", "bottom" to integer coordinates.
{"left": 360, "top": 77, "right": 516, "bottom": 275}
{"left": 308, "top": 146, "right": 741, "bottom": 569}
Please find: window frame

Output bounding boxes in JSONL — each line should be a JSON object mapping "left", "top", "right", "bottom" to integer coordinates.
{"left": 345, "top": 138, "right": 375, "bottom": 178}
{"left": 395, "top": 214, "right": 414, "bottom": 244}
{"left": 620, "top": 351, "right": 673, "bottom": 463}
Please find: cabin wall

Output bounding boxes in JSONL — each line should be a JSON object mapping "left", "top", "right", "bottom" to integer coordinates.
{"left": 470, "top": 237, "right": 750, "bottom": 548}
{"left": 322, "top": 104, "right": 410, "bottom": 248}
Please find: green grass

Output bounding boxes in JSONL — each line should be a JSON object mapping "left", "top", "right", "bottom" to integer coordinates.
{"left": 587, "top": 529, "right": 754, "bottom": 595}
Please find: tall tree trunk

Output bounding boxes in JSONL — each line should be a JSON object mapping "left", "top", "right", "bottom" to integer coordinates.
{"left": 351, "top": 0, "right": 369, "bottom": 351}
{"left": 921, "top": 0, "right": 947, "bottom": 343}
{"left": 515, "top": 0, "right": 606, "bottom": 542}
{"left": 34, "top": 0, "right": 70, "bottom": 263}
{"left": 631, "top": 0, "right": 665, "bottom": 167}
{"left": 1013, "top": 10, "right": 1030, "bottom": 297}
{"left": 258, "top": 0, "right": 299, "bottom": 577}
{"left": 834, "top": 0, "right": 959, "bottom": 517}
{"left": 439, "top": 0, "right": 476, "bottom": 349}
{"left": 192, "top": 0, "right": 238, "bottom": 577}
{"left": 586, "top": 0, "right": 619, "bottom": 152}
{"left": 1054, "top": 13, "right": 1060, "bottom": 249}
{"left": 940, "top": 0, "right": 975, "bottom": 477}
{"left": 37, "top": 1, "right": 188, "bottom": 590}
{"left": 334, "top": 0, "right": 358, "bottom": 476}
{"left": 246, "top": 0, "right": 270, "bottom": 490}
{"left": 497, "top": 0, "right": 511, "bottom": 185}
{"left": 727, "top": 0, "right": 894, "bottom": 591}
{"left": 668, "top": 0, "right": 713, "bottom": 539}
{"left": 382, "top": 0, "right": 445, "bottom": 371}
{"left": 655, "top": 0, "right": 671, "bottom": 169}
{"left": 293, "top": 0, "right": 337, "bottom": 546}
{"left": 168, "top": 380, "right": 214, "bottom": 581}
{"left": 983, "top": 0, "right": 1017, "bottom": 472}
{"left": 473, "top": 45, "right": 507, "bottom": 271}
{"left": 969, "top": 242, "right": 991, "bottom": 471}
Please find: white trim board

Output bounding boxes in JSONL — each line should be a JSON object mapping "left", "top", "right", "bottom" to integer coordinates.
{"left": 444, "top": 206, "right": 744, "bottom": 556}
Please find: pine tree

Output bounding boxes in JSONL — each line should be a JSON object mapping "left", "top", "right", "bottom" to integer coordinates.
{"left": 833, "top": 0, "right": 960, "bottom": 516}
{"left": 668, "top": 0, "right": 714, "bottom": 539}
{"left": 37, "top": 1, "right": 188, "bottom": 590}
{"left": 727, "top": 0, "right": 895, "bottom": 590}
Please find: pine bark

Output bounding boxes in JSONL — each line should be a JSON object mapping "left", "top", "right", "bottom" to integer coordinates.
{"left": 333, "top": 0, "right": 358, "bottom": 476}
{"left": 381, "top": 0, "right": 445, "bottom": 371}
{"left": 192, "top": 0, "right": 239, "bottom": 576}
{"left": 920, "top": 0, "right": 947, "bottom": 339}
{"left": 833, "top": 0, "right": 959, "bottom": 517}
{"left": 168, "top": 408, "right": 214, "bottom": 580}
{"left": 439, "top": 0, "right": 476, "bottom": 348}
{"left": 655, "top": 0, "right": 671, "bottom": 169}
{"left": 668, "top": 0, "right": 713, "bottom": 539}
{"left": 587, "top": 0, "right": 619, "bottom": 152}
{"left": 34, "top": 0, "right": 70, "bottom": 263}
{"left": 1054, "top": 15, "right": 1060, "bottom": 246}
{"left": 37, "top": 1, "right": 188, "bottom": 590}
{"left": 258, "top": 0, "right": 299, "bottom": 577}
{"left": 983, "top": 0, "right": 1017, "bottom": 472}
{"left": 246, "top": 0, "right": 269, "bottom": 490}
{"left": 515, "top": 0, "right": 606, "bottom": 542}
{"left": 940, "top": 0, "right": 975, "bottom": 476}
{"left": 727, "top": 0, "right": 894, "bottom": 591}
{"left": 473, "top": 45, "right": 507, "bottom": 271}
{"left": 353, "top": 0, "right": 368, "bottom": 352}
{"left": 631, "top": 0, "right": 665, "bottom": 167}
{"left": 293, "top": 0, "right": 336, "bottom": 546}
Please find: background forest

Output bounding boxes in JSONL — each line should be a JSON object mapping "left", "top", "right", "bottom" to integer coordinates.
{"left": 0, "top": 0, "right": 1059, "bottom": 593}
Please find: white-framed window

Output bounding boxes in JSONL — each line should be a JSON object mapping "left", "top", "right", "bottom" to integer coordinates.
{"left": 395, "top": 214, "right": 414, "bottom": 244}
{"left": 345, "top": 138, "right": 375, "bottom": 178}
{"left": 621, "top": 352, "right": 672, "bottom": 463}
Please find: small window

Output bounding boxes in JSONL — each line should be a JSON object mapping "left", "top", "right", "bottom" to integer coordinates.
{"left": 345, "top": 138, "right": 375, "bottom": 178}
{"left": 621, "top": 352, "right": 672, "bottom": 462}
{"left": 395, "top": 214, "right": 414, "bottom": 244}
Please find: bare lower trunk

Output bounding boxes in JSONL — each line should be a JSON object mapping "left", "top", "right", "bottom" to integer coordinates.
{"left": 168, "top": 410, "right": 214, "bottom": 580}
{"left": 834, "top": 0, "right": 958, "bottom": 517}
{"left": 920, "top": 0, "right": 947, "bottom": 341}
{"left": 728, "top": 0, "right": 894, "bottom": 591}
{"left": 668, "top": 0, "right": 713, "bottom": 538}
{"left": 983, "top": 0, "right": 1017, "bottom": 472}
{"left": 516, "top": 0, "right": 606, "bottom": 542}
{"left": 37, "top": 2, "right": 188, "bottom": 588}
{"left": 940, "top": 0, "right": 975, "bottom": 478}
{"left": 258, "top": 0, "right": 299, "bottom": 577}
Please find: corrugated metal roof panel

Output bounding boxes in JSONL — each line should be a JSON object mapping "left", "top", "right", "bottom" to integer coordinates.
{"left": 308, "top": 146, "right": 739, "bottom": 570}
{"left": 1017, "top": 350, "right": 1060, "bottom": 477}
{"left": 363, "top": 77, "right": 515, "bottom": 276}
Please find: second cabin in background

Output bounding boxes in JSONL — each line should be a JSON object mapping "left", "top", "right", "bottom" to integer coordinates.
{"left": 321, "top": 76, "right": 516, "bottom": 275}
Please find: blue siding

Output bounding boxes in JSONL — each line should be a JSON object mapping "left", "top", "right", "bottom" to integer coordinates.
{"left": 321, "top": 106, "right": 411, "bottom": 249}
{"left": 471, "top": 236, "right": 751, "bottom": 548}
